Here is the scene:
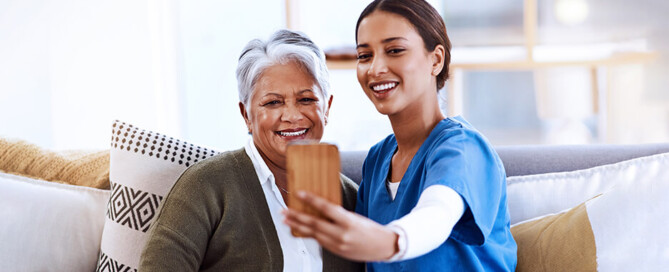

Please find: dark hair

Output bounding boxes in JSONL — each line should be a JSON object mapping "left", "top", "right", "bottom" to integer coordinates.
{"left": 355, "top": 0, "right": 451, "bottom": 90}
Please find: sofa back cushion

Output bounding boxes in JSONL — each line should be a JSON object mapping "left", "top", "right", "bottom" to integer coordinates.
{"left": 96, "top": 120, "right": 219, "bottom": 272}
{"left": 511, "top": 152, "right": 669, "bottom": 271}
{"left": 0, "top": 171, "right": 109, "bottom": 271}
{"left": 506, "top": 152, "right": 669, "bottom": 225}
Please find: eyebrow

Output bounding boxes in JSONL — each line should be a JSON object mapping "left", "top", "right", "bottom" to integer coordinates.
{"left": 261, "top": 93, "right": 282, "bottom": 99}
{"left": 261, "top": 89, "right": 314, "bottom": 98}
{"left": 356, "top": 37, "right": 408, "bottom": 49}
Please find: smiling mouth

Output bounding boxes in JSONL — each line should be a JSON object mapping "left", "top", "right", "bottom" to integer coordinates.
{"left": 371, "top": 82, "right": 398, "bottom": 94}
{"left": 276, "top": 129, "right": 308, "bottom": 137}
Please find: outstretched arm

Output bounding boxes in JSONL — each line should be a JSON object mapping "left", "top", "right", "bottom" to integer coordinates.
{"left": 282, "top": 191, "right": 399, "bottom": 262}
{"left": 282, "top": 184, "right": 464, "bottom": 262}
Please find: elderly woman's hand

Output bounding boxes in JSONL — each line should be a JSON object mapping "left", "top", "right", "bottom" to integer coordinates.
{"left": 282, "top": 191, "right": 399, "bottom": 262}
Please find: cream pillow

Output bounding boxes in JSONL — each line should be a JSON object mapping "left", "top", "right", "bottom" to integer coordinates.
{"left": 507, "top": 152, "right": 669, "bottom": 224}
{"left": 96, "top": 120, "right": 219, "bottom": 271}
{"left": 512, "top": 152, "right": 669, "bottom": 271}
{"left": 0, "top": 171, "right": 109, "bottom": 271}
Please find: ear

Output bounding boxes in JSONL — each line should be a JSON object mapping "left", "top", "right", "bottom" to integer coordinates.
{"left": 430, "top": 44, "right": 446, "bottom": 76}
{"left": 324, "top": 95, "right": 333, "bottom": 126}
{"left": 239, "top": 102, "right": 252, "bottom": 134}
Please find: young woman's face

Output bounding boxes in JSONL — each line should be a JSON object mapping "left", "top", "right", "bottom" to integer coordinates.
{"left": 240, "top": 61, "right": 331, "bottom": 168}
{"left": 356, "top": 11, "right": 439, "bottom": 116}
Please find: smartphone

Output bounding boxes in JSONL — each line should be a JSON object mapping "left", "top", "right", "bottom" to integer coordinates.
{"left": 286, "top": 142, "right": 342, "bottom": 237}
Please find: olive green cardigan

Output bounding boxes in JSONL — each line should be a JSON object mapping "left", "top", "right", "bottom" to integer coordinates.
{"left": 139, "top": 148, "right": 363, "bottom": 272}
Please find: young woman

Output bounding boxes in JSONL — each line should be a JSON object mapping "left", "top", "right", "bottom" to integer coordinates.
{"left": 283, "top": 0, "right": 517, "bottom": 271}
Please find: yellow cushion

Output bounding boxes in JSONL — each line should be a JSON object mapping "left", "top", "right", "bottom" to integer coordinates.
{"left": 512, "top": 202, "right": 597, "bottom": 271}
{"left": 0, "top": 138, "right": 109, "bottom": 189}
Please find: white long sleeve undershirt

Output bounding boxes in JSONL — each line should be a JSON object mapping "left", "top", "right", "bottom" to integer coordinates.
{"left": 384, "top": 184, "right": 465, "bottom": 262}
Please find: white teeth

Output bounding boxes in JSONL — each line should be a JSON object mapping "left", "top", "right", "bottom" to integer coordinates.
{"left": 372, "top": 83, "right": 397, "bottom": 92}
{"left": 278, "top": 129, "right": 307, "bottom": 137}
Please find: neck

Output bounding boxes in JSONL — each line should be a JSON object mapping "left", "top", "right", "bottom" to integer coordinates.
{"left": 256, "top": 147, "right": 288, "bottom": 188}
{"left": 388, "top": 92, "right": 445, "bottom": 155}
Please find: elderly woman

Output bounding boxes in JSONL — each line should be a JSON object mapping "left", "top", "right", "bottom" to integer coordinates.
{"left": 139, "top": 30, "right": 363, "bottom": 272}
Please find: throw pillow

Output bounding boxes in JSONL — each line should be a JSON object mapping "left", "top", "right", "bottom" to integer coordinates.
{"left": 0, "top": 137, "right": 110, "bottom": 189}
{"left": 0, "top": 171, "right": 109, "bottom": 271}
{"left": 506, "top": 151, "right": 669, "bottom": 224}
{"left": 512, "top": 152, "right": 669, "bottom": 271}
{"left": 96, "top": 120, "right": 219, "bottom": 272}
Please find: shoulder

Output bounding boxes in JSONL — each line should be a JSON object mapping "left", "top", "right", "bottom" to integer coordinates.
{"left": 188, "top": 148, "right": 249, "bottom": 171}
{"left": 428, "top": 117, "right": 493, "bottom": 157}
{"left": 435, "top": 117, "right": 484, "bottom": 141}
{"left": 339, "top": 173, "right": 359, "bottom": 211}
{"left": 177, "top": 148, "right": 252, "bottom": 187}
{"left": 422, "top": 117, "right": 504, "bottom": 178}
{"left": 339, "top": 173, "right": 359, "bottom": 193}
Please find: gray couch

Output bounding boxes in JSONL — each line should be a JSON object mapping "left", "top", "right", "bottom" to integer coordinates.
{"left": 340, "top": 143, "right": 669, "bottom": 184}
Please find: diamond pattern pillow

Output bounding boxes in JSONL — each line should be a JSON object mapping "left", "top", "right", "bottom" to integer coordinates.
{"left": 96, "top": 120, "right": 219, "bottom": 272}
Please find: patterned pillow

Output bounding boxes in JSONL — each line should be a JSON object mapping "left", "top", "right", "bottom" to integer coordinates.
{"left": 96, "top": 120, "right": 219, "bottom": 272}
{"left": 511, "top": 152, "right": 669, "bottom": 271}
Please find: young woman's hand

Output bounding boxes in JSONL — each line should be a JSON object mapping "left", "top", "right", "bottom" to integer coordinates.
{"left": 282, "top": 191, "right": 398, "bottom": 262}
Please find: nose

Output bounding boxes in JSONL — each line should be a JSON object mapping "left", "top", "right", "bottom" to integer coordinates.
{"left": 280, "top": 103, "right": 304, "bottom": 123}
{"left": 367, "top": 55, "right": 388, "bottom": 77}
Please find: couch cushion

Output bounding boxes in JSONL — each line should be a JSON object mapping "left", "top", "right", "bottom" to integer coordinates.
{"left": 511, "top": 152, "right": 669, "bottom": 271}
{"left": 497, "top": 143, "right": 669, "bottom": 177}
{"left": 0, "top": 137, "right": 110, "bottom": 189}
{"left": 0, "top": 171, "right": 109, "bottom": 271}
{"left": 506, "top": 152, "right": 669, "bottom": 225}
{"left": 96, "top": 120, "right": 219, "bottom": 272}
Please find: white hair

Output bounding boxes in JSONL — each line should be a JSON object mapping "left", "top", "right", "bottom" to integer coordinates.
{"left": 236, "top": 30, "right": 330, "bottom": 111}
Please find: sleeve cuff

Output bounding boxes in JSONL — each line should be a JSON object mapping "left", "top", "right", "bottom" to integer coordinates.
{"left": 383, "top": 224, "right": 408, "bottom": 262}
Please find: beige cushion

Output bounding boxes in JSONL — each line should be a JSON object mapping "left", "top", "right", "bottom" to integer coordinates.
{"left": 512, "top": 202, "right": 597, "bottom": 271}
{"left": 0, "top": 137, "right": 109, "bottom": 189}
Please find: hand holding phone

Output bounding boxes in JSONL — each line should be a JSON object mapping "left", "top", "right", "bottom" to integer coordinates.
{"left": 286, "top": 142, "right": 342, "bottom": 237}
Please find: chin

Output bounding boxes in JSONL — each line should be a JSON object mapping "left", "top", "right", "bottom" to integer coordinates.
{"left": 373, "top": 102, "right": 396, "bottom": 116}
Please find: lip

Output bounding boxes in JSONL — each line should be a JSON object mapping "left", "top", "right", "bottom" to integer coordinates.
{"left": 368, "top": 81, "right": 399, "bottom": 99}
{"left": 275, "top": 128, "right": 309, "bottom": 140}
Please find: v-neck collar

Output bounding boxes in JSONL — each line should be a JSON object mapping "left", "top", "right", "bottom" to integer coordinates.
{"left": 380, "top": 119, "right": 451, "bottom": 202}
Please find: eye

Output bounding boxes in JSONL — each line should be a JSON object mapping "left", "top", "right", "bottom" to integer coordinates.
{"left": 262, "top": 100, "right": 281, "bottom": 106}
{"left": 300, "top": 97, "right": 317, "bottom": 102}
{"left": 387, "top": 48, "right": 405, "bottom": 54}
{"left": 357, "top": 53, "right": 372, "bottom": 61}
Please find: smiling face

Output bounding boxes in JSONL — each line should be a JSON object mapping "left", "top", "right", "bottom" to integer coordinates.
{"left": 356, "top": 11, "right": 442, "bottom": 116}
{"left": 240, "top": 61, "right": 331, "bottom": 168}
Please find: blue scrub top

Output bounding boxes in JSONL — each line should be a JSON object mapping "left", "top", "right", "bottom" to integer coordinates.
{"left": 356, "top": 116, "right": 517, "bottom": 271}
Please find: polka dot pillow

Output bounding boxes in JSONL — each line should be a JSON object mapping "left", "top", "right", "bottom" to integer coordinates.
{"left": 96, "top": 120, "right": 219, "bottom": 272}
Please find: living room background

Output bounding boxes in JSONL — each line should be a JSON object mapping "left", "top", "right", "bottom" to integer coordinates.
{"left": 1, "top": 0, "right": 667, "bottom": 152}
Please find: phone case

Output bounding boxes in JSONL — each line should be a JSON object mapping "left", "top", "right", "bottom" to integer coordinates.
{"left": 286, "top": 142, "right": 342, "bottom": 237}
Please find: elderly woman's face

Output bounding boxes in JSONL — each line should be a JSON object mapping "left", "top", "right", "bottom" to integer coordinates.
{"left": 241, "top": 61, "right": 331, "bottom": 167}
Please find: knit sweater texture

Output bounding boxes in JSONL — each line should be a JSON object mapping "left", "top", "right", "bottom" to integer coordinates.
{"left": 0, "top": 137, "right": 109, "bottom": 189}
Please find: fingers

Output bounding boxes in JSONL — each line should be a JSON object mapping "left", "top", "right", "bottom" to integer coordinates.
{"left": 283, "top": 210, "right": 362, "bottom": 261}
{"left": 283, "top": 214, "right": 339, "bottom": 246}
{"left": 283, "top": 209, "right": 342, "bottom": 238}
{"left": 295, "top": 191, "right": 351, "bottom": 225}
